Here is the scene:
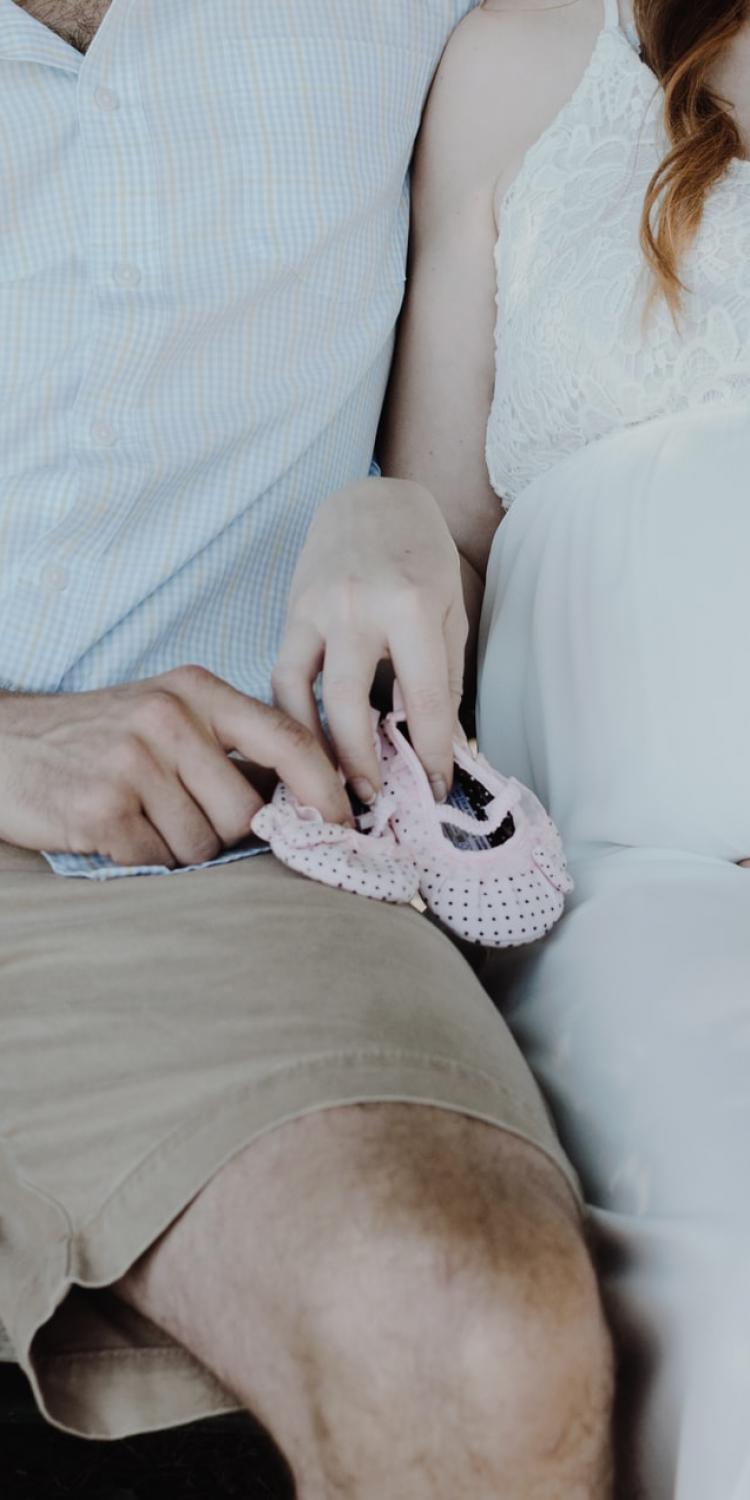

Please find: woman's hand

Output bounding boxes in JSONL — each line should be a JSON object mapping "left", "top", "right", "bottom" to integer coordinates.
{"left": 272, "top": 477, "right": 469, "bottom": 804}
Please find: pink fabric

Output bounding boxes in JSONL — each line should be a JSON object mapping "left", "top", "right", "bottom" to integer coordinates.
{"left": 251, "top": 698, "right": 573, "bottom": 948}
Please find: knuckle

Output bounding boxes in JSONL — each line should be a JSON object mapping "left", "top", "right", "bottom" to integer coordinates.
{"left": 133, "top": 689, "right": 185, "bottom": 740}
{"left": 185, "top": 831, "right": 222, "bottom": 865}
{"left": 293, "top": 581, "right": 326, "bottom": 616}
{"left": 110, "top": 733, "right": 148, "bottom": 782}
{"left": 167, "top": 663, "right": 215, "bottom": 694}
{"left": 408, "top": 684, "right": 449, "bottom": 720}
{"left": 390, "top": 581, "right": 431, "bottom": 619}
{"left": 337, "top": 575, "right": 368, "bottom": 614}
{"left": 223, "top": 808, "right": 256, "bottom": 849}
{"left": 319, "top": 577, "right": 369, "bottom": 629}
{"left": 74, "top": 781, "right": 132, "bottom": 834}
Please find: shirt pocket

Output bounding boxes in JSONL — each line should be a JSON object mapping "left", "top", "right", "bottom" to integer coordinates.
{"left": 214, "top": 35, "right": 434, "bottom": 305}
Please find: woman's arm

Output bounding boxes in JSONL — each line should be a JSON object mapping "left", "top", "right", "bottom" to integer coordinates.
{"left": 376, "top": 11, "right": 518, "bottom": 717}
{"left": 379, "top": 0, "right": 605, "bottom": 607}
{"left": 272, "top": 7, "right": 590, "bottom": 792}
{"left": 378, "top": 10, "right": 514, "bottom": 583}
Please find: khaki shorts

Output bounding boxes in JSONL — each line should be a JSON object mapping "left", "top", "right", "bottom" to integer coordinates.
{"left": 0, "top": 841, "right": 580, "bottom": 1440}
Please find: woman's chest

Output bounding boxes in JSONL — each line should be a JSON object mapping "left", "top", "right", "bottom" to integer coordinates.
{"left": 498, "top": 131, "right": 750, "bottom": 404}
{"left": 12, "top": 0, "right": 112, "bottom": 52}
{"left": 488, "top": 110, "right": 750, "bottom": 503}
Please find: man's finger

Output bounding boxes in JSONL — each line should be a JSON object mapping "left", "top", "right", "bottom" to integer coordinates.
{"left": 102, "top": 811, "right": 178, "bottom": 870}
{"left": 140, "top": 752, "right": 255, "bottom": 867}
{"left": 167, "top": 667, "right": 353, "bottom": 825}
{"left": 167, "top": 726, "right": 267, "bottom": 852}
{"left": 321, "top": 636, "right": 384, "bottom": 802}
{"left": 197, "top": 688, "right": 353, "bottom": 826}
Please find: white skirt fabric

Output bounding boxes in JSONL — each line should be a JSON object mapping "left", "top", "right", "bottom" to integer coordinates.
{"left": 477, "top": 404, "right": 750, "bottom": 1500}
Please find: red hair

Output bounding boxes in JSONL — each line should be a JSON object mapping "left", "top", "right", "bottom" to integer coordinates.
{"left": 635, "top": 0, "right": 747, "bottom": 310}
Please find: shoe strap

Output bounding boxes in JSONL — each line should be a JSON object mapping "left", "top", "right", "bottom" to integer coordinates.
{"left": 436, "top": 786, "right": 521, "bottom": 839}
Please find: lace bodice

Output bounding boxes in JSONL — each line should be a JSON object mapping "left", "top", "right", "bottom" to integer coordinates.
{"left": 486, "top": 0, "right": 750, "bottom": 507}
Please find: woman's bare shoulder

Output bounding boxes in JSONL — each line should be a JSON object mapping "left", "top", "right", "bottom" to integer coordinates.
{"left": 417, "top": 0, "right": 605, "bottom": 211}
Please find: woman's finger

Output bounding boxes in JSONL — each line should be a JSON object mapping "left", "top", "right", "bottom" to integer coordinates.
{"left": 443, "top": 598, "right": 469, "bottom": 728}
{"left": 389, "top": 604, "right": 455, "bottom": 800}
{"left": 271, "top": 619, "right": 329, "bottom": 752}
{"left": 321, "top": 633, "right": 385, "bottom": 802}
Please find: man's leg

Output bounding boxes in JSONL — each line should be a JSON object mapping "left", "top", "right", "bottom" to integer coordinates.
{"left": 487, "top": 845, "right": 750, "bottom": 1500}
{"left": 115, "top": 1103, "right": 613, "bottom": 1500}
{"left": 0, "top": 841, "right": 611, "bottom": 1490}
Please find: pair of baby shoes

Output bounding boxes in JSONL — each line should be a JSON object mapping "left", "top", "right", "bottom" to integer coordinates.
{"left": 251, "top": 690, "right": 573, "bottom": 948}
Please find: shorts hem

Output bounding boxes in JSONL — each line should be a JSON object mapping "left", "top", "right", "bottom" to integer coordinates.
{"left": 7, "top": 1048, "right": 580, "bottom": 1440}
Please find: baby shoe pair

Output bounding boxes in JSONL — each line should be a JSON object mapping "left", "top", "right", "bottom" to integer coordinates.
{"left": 251, "top": 690, "right": 573, "bottom": 948}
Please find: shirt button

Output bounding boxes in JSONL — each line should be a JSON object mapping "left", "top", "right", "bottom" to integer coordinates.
{"left": 94, "top": 86, "right": 119, "bottom": 112}
{"left": 112, "top": 263, "right": 141, "bottom": 288}
{"left": 40, "top": 563, "right": 70, "bottom": 594}
{"left": 90, "top": 419, "right": 117, "bottom": 446}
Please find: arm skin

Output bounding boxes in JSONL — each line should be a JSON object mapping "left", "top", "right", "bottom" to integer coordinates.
{"left": 377, "top": 1, "right": 605, "bottom": 710}
{"left": 377, "top": 9, "right": 514, "bottom": 661}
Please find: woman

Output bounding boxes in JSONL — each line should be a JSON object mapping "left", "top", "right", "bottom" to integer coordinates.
{"left": 274, "top": 3, "right": 750, "bottom": 1496}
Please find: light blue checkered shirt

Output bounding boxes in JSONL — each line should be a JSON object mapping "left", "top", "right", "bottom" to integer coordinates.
{"left": 0, "top": 0, "right": 476, "bottom": 875}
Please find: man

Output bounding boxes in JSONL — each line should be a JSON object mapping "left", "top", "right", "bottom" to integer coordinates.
{"left": 0, "top": 2, "right": 613, "bottom": 1495}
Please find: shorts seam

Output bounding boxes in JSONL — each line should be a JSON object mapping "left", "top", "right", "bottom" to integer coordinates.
{"left": 76, "top": 1048, "right": 534, "bottom": 1234}
{"left": 32, "top": 1346, "right": 203, "bottom": 1366}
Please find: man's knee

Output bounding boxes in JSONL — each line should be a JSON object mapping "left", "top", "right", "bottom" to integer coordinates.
{"left": 298, "top": 1110, "right": 613, "bottom": 1478}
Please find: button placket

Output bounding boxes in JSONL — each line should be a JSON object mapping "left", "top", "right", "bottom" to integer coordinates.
{"left": 112, "top": 262, "right": 142, "bottom": 287}
{"left": 94, "top": 86, "right": 119, "bottom": 112}
{"left": 90, "top": 419, "right": 117, "bottom": 446}
{"left": 40, "top": 563, "right": 70, "bottom": 595}
{"left": 69, "top": 37, "right": 159, "bottom": 482}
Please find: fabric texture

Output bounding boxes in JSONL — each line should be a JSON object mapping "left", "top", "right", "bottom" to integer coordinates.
{"left": 485, "top": 0, "right": 750, "bottom": 507}
{"left": 0, "top": 840, "right": 580, "bottom": 1439}
{"left": 0, "top": 0, "right": 475, "bottom": 698}
{"left": 477, "top": 407, "right": 750, "bottom": 1500}
{"left": 251, "top": 698, "right": 574, "bottom": 945}
{"left": 485, "top": 846, "right": 750, "bottom": 1500}
{"left": 42, "top": 835, "right": 271, "bottom": 881}
{"left": 478, "top": 15, "right": 750, "bottom": 1489}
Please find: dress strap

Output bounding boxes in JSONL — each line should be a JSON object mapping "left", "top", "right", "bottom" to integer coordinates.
{"left": 602, "top": 0, "right": 620, "bottom": 29}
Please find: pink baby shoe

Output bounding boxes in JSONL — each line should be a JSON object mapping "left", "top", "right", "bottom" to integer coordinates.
{"left": 251, "top": 690, "right": 574, "bottom": 946}
{"left": 250, "top": 716, "right": 420, "bottom": 904}
{"left": 377, "top": 696, "right": 574, "bottom": 948}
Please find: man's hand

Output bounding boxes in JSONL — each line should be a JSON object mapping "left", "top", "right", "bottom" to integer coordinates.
{"left": 272, "top": 477, "right": 469, "bottom": 805}
{"left": 0, "top": 666, "right": 353, "bottom": 866}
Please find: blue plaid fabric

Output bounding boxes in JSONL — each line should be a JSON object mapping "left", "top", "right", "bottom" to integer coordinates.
{"left": 0, "top": 0, "right": 477, "bottom": 877}
{"left": 0, "top": 0, "right": 475, "bottom": 702}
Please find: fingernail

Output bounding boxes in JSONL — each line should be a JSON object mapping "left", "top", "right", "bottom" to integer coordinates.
{"left": 429, "top": 774, "right": 448, "bottom": 803}
{"left": 351, "top": 778, "right": 377, "bottom": 806}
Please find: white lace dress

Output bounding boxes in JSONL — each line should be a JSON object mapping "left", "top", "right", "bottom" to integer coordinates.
{"left": 477, "top": 5, "right": 750, "bottom": 1498}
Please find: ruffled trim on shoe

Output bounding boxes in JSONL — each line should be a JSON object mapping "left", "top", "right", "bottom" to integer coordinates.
{"left": 251, "top": 783, "right": 419, "bottom": 904}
